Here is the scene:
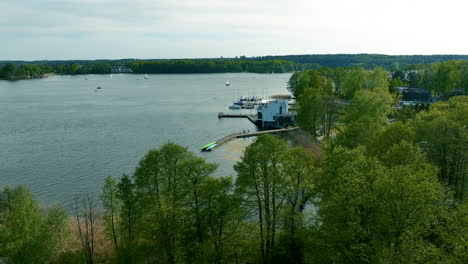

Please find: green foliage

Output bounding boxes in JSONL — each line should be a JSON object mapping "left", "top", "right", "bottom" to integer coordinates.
{"left": 413, "top": 96, "right": 468, "bottom": 200}
{"left": 116, "top": 174, "right": 139, "bottom": 263}
{"left": 251, "top": 54, "right": 468, "bottom": 69}
{"left": 426, "top": 61, "right": 461, "bottom": 97}
{"left": 277, "top": 147, "right": 315, "bottom": 264}
{"left": 0, "top": 186, "right": 68, "bottom": 264}
{"left": 94, "top": 129, "right": 466, "bottom": 263}
{"left": 295, "top": 70, "right": 340, "bottom": 140}
{"left": 132, "top": 143, "right": 194, "bottom": 263}
{"left": 54, "top": 251, "right": 86, "bottom": 264}
{"left": 130, "top": 59, "right": 296, "bottom": 74}
{"left": 436, "top": 201, "right": 468, "bottom": 263}
{"left": 235, "top": 134, "right": 315, "bottom": 264}
{"left": 312, "top": 145, "right": 452, "bottom": 263}
{"left": 292, "top": 67, "right": 395, "bottom": 143}
{"left": 5, "top": 56, "right": 468, "bottom": 82}
{"left": 366, "top": 67, "right": 389, "bottom": 91}
{"left": 399, "top": 60, "right": 468, "bottom": 98}
{"left": 389, "top": 76, "right": 404, "bottom": 93}
{"left": 366, "top": 121, "right": 416, "bottom": 159}
{"left": 1, "top": 126, "right": 465, "bottom": 264}
{"left": 291, "top": 61, "right": 468, "bottom": 124}
{"left": 199, "top": 177, "right": 245, "bottom": 264}
{"left": 313, "top": 147, "right": 383, "bottom": 263}
{"left": 287, "top": 71, "right": 301, "bottom": 96}
{"left": 235, "top": 134, "right": 288, "bottom": 263}
{"left": 395, "top": 103, "right": 430, "bottom": 122}
{"left": 336, "top": 88, "right": 393, "bottom": 148}
{"left": 341, "top": 68, "right": 367, "bottom": 99}
{"left": 101, "top": 175, "right": 121, "bottom": 257}
{"left": 99, "top": 143, "right": 246, "bottom": 263}
{"left": 371, "top": 162, "right": 445, "bottom": 263}
{"left": 0, "top": 63, "right": 52, "bottom": 79}
{"left": 0, "top": 63, "right": 17, "bottom": 79}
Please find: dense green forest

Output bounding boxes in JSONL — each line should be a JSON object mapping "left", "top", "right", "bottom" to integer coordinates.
{"left": 0, "top": 63, "right": 54, "bottom": 79}
{"left": 3, "top": 54, "right": 468, "bottom": 78}
{"left": 0, "top": 62, "right": 115, "bottom": 79}
{"left": 290, "top": 62, "right": 467, "bottom": 200}
{"left": 251, "top": 54, "right": 468, "bottom": 69}
{"left": 1, "top": 63, "right": 467, "bottom": 263}
{"left": 289, "top": 60, "right": 468, "bottom": 99}
{"left": 129, "top": 59, "right": 299, "bottom": 74}
{"left": 0, "top": 60, "right": 299, "bottom": 79}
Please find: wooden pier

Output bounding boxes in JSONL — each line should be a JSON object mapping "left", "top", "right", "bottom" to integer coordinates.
{"left": 218, "top": 113, "right": 259, "bottom": 125}
{"left": 210, "top": 127, "right": 299, "bottom": 151}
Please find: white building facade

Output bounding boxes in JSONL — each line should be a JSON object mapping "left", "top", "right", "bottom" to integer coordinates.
{"left": 257, "top": 99, "right": 296, "bottom": 128}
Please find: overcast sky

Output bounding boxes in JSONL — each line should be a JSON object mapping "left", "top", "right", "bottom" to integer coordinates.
{"left": 1, "top": 0, "right": 467, "bottom": 60}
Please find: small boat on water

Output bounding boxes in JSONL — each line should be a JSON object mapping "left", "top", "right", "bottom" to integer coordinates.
{"left": 144, "top": 74, "right": 149, "bottom": 79}
{"left": 205, "top": 144, "right": 217, "bottom": 151}
{"left": 225, "top": 80, "right": 230, "bottom": 86}
{"left": 96, "top": 86, "right": 102, "bottom": 89}
{"left": 201, "top": 142, "right": 216, "bottom": 151}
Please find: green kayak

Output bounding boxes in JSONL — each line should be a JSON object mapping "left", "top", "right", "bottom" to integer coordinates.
{"left": 200, "top": 142, "right": 216, "bottom": 151}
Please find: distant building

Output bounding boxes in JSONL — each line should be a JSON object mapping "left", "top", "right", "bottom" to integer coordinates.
{"left": 257, "top": 99, "right": 296, "bottom": 128}
{"left": 396, "top": 86, "right": 466, "bottom": 108}
{"left": 401, "top": 87, "right": 431, "bottom": 102}
{"left": 448, "top": 88, "right": 467, "bottom": 97}
{"left": 111, "top": 66, "right": 132, "bottom": 73}
{"left": 396, "top": 86, "right": 409, "bottom": 94}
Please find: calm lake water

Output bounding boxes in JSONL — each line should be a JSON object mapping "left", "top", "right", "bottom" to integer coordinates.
{"left": 0, "top": 73, "right": 292, "bottom": 208}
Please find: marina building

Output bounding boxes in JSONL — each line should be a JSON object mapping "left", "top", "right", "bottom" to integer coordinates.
{"left": 257, "top": 99, "right": 296, "bottom": 128}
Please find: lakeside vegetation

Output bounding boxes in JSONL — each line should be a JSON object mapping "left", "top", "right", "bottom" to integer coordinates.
{"left": 253, "top": 54, "right": 468, "bottom": 69}
{"left": 129, "top": 59, "right": 298, "bottom": 74}
{"left": 290, "top": 62, "right": 467, "bottom": 200}
{"left": 3, "top": 54, "right": 468, "bottom": 79}
{"left": 0, "top": 63, "right": 54, "bottom": 80}
{"left": 288, "top": 60, "right": 468, "bottom": 99}
{"left": 0, "top": 63, "right": 467, "bottom": 264}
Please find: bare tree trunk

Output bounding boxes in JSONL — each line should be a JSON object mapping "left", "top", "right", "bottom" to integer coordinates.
{"left": 75, "top": 193, "right": 99, "bottom": 264}
{"left": 271, "top": 184, "right": 277, "bottom": 263}
{"left": 254, "top": 184, "right": 266, "bottom": 264}
{"left": 109, "top": 189, "right": 119, "bottom": 254}
{"left": 264, "top": 179, "right": 271, "bottom": 264}
{"left": 194, "top": 188, "right": 204, "bottom": 243}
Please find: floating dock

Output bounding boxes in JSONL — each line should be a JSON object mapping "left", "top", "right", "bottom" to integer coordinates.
{"left": 210, "top": 127, "right": 299, "bottom": 151}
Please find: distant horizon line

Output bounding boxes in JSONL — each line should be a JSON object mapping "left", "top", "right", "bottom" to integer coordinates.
{"left": 2, "top": 53, "right": 468, "bottom": 62}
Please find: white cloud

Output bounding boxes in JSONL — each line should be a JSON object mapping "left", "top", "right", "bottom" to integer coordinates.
{"left": 1, "top": 0, "right": 467, "bottom": 59}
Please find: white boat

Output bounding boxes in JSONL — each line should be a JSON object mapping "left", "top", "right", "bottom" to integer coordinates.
{"left": 225, "top": 80, "right": 230, "bottom": 86}
{"left": 144, "top": 74, "right": 149, "bottom": 79}
{"left": 243, "top": 103, "right": 255, "bottom": 109}
{"left": 229, "top": 105, "right": 241, "bottom": 110}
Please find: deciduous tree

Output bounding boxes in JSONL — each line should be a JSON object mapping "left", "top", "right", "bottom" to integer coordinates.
{"left": 235, "top": 134, "right": 288, "bottom": 264}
